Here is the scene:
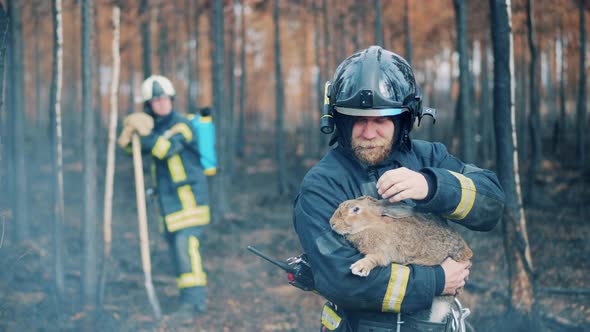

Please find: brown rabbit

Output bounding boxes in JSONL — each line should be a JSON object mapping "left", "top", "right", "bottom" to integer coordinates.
{"left": 329, "top": 195, "right": 473, "bottom": 323}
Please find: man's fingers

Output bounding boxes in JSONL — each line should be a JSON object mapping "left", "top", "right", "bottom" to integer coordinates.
{"left": 380, "top": 181, "right": 409, "bottom": 199}
{"left": 376, "top": 168, "right": 407, "bottom": 189}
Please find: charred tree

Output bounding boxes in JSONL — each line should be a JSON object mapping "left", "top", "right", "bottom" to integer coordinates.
{"left": 7, "top": 0, "right": 29, "bottom": 241}
{"left": 576, "top": 0, "right": 587, "bottom": 167}
{"left": 210, "top": 0, "right": 229, "bottom": 218}
{"left": 299, "top": 6, "right": 312, "bottom": 160}
{"left": 525, "top": 0, "right": 542, "bottom": 199}
{"left": 193, "top": 3, "right": 201, "bottom": 111}
{"left": 236, "top": 0, "right": 246, "bottom": 159}
{"left": 33, "top": 4, "right": 42, "bottom": 131}
{"left": 81, "top": 0, "right": 98, "bottom": 307}
{"left": 49, "top": 0, "right": 65, "bottom": 302}
{"left": 404, "top": 0, "right": 412, "bottom": 65}
{"left": 479, "top": 38, "right": 495, "bottom": 165}
{"left": 94, "top": 3, "right": 105, "bottom": 158}
{"left": 313, "top": 1, "right": 324, "bottom": 157}
{"left": 454, "top": 0, "right": 474, "bottom": 163}
{"left": 0, "top": 0, "right": 8, "bottom": 227}
{"left": 158, "top": 7, "right": 167, "bottom": 75}
{"left": 489, "top": 1, "right": 538, "bottom": 330}
{"left": 557, "top": 20, "right": 567, "bottom": 152}
{"left": 185, "top": 0, "right": 197, "bottom": 113}
{"left": 374, "top": 0, "right": 383, "bottom": 46}
{"left": 321, "top": 0, "right": 331, "bottom": 75}
{"left": 127, "top": 59, "right": 136, "bottom": 115}
{"left": 226, "top": 2, "right": 236, "bottom": 178}
{"left": 140, "top": 0, "right": 151, "bottom": 79}
{"left": 273, "top": 0, "right": 288, "bottom": 195}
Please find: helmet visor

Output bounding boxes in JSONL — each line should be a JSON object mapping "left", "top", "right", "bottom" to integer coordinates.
{"left": 334, "top": 106, "right": 409, "bottom": 117}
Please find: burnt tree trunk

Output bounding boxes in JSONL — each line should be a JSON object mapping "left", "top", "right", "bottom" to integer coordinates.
{"left": 7, "top": 0, "right": 29, "bottom": 241}
{"left": 525, "top": 0, "right": 542, "bottom": 199}
{"left": 489, "top": 1, "right": 539, "bottom": 330}
{"left": 140, "top": 0, "right": 151, "bottom": 79}
{"left": 236, "top": 0, "right": 246, "bottom": 159}
{"left": 454, "top": 0, "right": 474, "bottom": 162}
{"left": 321, "top": 0, "right": 331, "bottom": 75}
{"left": 273, "top": 0, "right": 288, "bottom": 195}
{"left": 0, "top": 0, "right": 8, "bottom": 234}
{"left": 404, "top": 0, "right": 412, "bottom": 65}
{"left": 185, "top": 0, "right": 195, "bottom": 113}
{"left": 478, "top": 39, "right": 495, "bottom": 166}
{"left": 158, "top": 7, "right": 167, "bottom": 75}
{"left": 193, "top": 1, "right": 201, "bottom": 111}
{"left": 313, "top": 1, "right": 323, "bottom": 157}
{"left": 576, "top": 0, "right": 587, "bottom": 167}
{"left": 33, "top": 4, "right": 42, "bottom": 131}
{"left": 226, "top": 2, "right": 236, "bottom": 178}
{"left": 374, "top": 0, "right": 383, "bottom": 46}
{"left": 210, "top": 0, "right": 229, "bottom": 218}
{"left": 81, "top": 0, "right": 98, "bottom": 307}
{"left": 556, "top": 20, "right": 567, "bottom": 153}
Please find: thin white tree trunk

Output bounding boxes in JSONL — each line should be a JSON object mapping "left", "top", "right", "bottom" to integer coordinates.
{"left": 52, "top": 0, "right": 66, "bottom": 300}
{"left": 103, "top": 4, "right": 120, "bottom": 273}
{"left": 507, "top": 0, "right": 533, "bottom": 274}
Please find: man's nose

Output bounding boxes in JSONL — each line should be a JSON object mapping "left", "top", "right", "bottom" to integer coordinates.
{"left": 362, "top": 121, "right": 377, "bottom": 139}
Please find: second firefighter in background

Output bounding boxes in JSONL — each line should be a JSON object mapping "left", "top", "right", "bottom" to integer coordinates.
{"left": 118, "top": 75, "right": 211, "bottom": 317}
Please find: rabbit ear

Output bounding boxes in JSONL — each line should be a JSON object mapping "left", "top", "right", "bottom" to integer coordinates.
{"left": 357, "top": 195, "right": 377, "bottom": 202}
{"left": 381, "top": 202, "right": 414, "bottom": 219}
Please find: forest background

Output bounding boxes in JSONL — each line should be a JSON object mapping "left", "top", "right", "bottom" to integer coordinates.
{"left": 0, "top": 0, "right": 589, "bottom": 331}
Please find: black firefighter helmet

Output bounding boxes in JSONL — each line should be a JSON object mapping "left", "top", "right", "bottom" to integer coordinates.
{"left": 321, "top": 46, "right": 434, "bottom": 150}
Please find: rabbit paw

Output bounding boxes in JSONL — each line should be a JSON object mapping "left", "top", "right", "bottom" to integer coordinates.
{"left": 350, "top": 259, "right": 374, "bottom": 277}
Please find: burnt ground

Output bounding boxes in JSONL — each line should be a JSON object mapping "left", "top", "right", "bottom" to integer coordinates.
{"left": 0, "top": 145, "right": 589, "bottom": 332}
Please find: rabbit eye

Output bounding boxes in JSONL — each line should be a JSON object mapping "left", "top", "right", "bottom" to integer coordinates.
{"left": 352, "top": 207, "right": 360, "bottom": 213}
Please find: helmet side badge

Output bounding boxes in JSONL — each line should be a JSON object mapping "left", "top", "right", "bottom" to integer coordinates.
{"left": 418, "top": 107, "right": 437, "bottom": 126}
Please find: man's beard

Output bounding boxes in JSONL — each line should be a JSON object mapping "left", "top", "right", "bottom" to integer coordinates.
{"left": 351, "top": 136, "right": 393, "bottom": 165}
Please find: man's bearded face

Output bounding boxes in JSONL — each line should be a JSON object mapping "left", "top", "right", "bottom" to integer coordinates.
{"left": 351, "top": 117, "right": 395, "bottom": 165}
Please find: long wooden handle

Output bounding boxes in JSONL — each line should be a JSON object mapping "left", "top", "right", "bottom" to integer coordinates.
{"left": 132, "top": 134, "right": 152, "bottom": 275}
{"left": 132, "top": 134, "right": 162, "bottom": 319}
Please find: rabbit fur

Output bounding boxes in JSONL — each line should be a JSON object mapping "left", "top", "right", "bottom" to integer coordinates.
{"left": 329, "top": 195, "right": 473, "bottom": 323}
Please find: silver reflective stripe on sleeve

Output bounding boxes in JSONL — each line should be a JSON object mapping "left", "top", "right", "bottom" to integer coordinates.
{"left": 381, "top": 264, "right": 410, "bottom": 312}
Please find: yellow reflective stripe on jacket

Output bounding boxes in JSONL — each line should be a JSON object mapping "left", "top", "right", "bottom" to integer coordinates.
{"left": 165, "top": 206, "right": 210, "bottom": 232}
{"left": 151, "top": 137, "right": 171, "bottom": 159}
{"left": 321, "top": 304, "right": 341, "bottom": 330}
{"left": 166, "top": 123, "right": 193, "bottom": 142}
{"left": 445, "top": 171, "right": 476, "bottom": 220}
{"left": 203, "top": 168, "right": 217, "bottom": 176}
{"left": 168, "top": 155, "right": 187, "bottom": 182}
{"left": 199, "top": 116, "right": 212, "bottom": 123}
{"left": 381, "top": 264, "right": 410, "bottom": 312}
{"left": 176, "top": 236, "right": 207, "bottom": 288}
{"left": 178, "top": 184, "right": 197, "bottom": 208}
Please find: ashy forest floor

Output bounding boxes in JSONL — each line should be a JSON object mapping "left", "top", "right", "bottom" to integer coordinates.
{"left": 0, "top": 145, "right": 589, "bottom": 332}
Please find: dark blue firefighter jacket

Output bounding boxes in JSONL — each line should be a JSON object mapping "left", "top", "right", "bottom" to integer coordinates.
{"left": 293, "top": 139, "right": 505, "bottom": 314}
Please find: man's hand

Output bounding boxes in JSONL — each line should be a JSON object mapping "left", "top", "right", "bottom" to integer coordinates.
{"left": 117, "top": 125, "right": 135, "bottom": 148}
{"left": 440, "top": 258, "right": 471, "bottom": 295}
{"left": 376, "top": 167, "right": 429, "bottom": 203}
{"left": 124, "top": 112, "right": 154, "bottom": 136}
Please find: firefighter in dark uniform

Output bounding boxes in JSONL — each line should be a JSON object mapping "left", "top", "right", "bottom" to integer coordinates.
{"left": 118, "top": 75, "right": 210, "bottom": 317}
{"left": 293, "top": 46, "right": 506, "bottom": 331}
